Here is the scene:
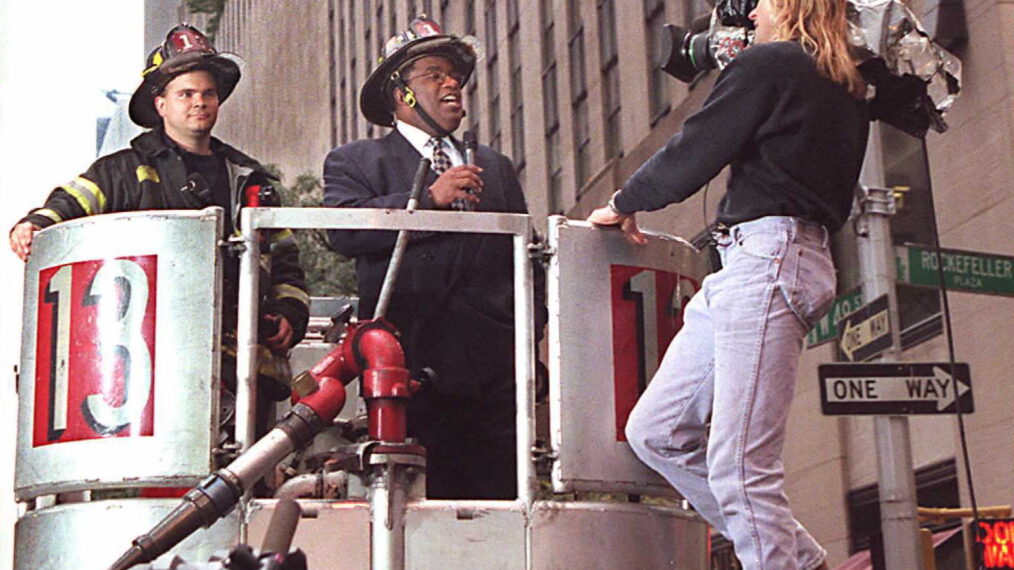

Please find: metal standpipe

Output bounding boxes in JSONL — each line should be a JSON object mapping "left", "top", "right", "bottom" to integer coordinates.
{"left": 369, "top": 461, "right": 409, "bottom": 570}
{"left": 236, "top": 214, "right": 262, "bottom": 452}
{"left": 513, "top": 228, "right": 537, "bottom": 507}
{"left": 236, "top": 207, "right": 538, "bottom": 570}
{"left": 857, "top": 126, "right": 924, "bottom": 570}
{"left": 513, "top": 226, "right": 538, "bottom": 567}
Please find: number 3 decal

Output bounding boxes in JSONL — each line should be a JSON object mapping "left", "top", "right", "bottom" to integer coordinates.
{"left": 33, "top": 256, "right": 158, "bottom": 446}
{"left": 82, "top": 260, "right": 154, "bottom": 434}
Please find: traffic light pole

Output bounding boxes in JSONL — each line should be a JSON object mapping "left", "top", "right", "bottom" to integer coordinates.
{"left": 856, "top": 125, "right": 925, "bottom": 570}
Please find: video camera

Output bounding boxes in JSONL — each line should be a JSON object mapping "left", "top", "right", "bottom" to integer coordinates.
{"left": 656, "top": 0, "right": 962, "bottom": 138}
{"left": 659, "top": 0, "right": 758, "bottom": 83}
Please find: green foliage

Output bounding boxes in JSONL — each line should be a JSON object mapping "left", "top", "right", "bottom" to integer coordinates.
{"left": 268, "top": 167, "right": 358, "bottom": 298}
{"left": 185, "top": 0, "right": 227, "bottom": 40}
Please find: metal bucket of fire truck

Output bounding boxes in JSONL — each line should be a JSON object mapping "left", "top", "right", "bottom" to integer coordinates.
{"left": 13, "top": 206, "right": 712, "bottom": 569}
{"left": 13, "top": 208, "right": 240, "bottom": 569}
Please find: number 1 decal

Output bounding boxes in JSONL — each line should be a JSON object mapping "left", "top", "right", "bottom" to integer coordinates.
{"left": 33, "top": 256, "right": 158, "bottom": 446}
{"left": 43, "top": 265, "right": 72, "bottom": 441}
{"left": 611, "top": 265, "right": 698, "bottom": 441}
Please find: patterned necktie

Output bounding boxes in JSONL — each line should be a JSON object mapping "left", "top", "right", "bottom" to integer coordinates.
{"left": 430, "top": 136, "right": 469, "bottom": 211}
{"left": 430, "top": 136, "right": 452, "bottom": 174}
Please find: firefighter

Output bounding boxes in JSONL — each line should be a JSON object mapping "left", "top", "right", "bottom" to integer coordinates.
{"left": 323, "top": 16, "right": 545, "bottom": 500}
{"left": 8, "top": 24, "right": 310, "bottom": 437}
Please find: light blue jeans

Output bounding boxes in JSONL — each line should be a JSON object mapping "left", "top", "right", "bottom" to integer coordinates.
{"left": 626, "top": 216, "right": 836, "bottom": 570}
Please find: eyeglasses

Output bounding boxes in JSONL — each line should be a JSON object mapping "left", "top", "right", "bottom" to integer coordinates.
{"left": 404, "top": 69, "right": 466, "bottom": 86}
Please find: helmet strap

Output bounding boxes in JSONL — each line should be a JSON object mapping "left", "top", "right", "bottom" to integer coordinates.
{"left": 393, "top": 74, "right": 453, "bottom": 139}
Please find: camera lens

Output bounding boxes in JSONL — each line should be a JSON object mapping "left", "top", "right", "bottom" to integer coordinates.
{"left": 660, "top": 24, "right": 718, "bottom": 83}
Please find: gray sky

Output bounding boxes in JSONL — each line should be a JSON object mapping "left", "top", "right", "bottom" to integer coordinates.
{"left": 0, "top": 1, "right": 142, "bottom": 567}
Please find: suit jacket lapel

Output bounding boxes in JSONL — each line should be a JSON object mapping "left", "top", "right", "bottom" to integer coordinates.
{"left": 446, "top": 143, "right": 487, "bottom": 291}
{"left": 384, "top": 130, "right": 486, "bottom": 295}
{"left": 384, "top": 130, "right": 438, "bottom": 196}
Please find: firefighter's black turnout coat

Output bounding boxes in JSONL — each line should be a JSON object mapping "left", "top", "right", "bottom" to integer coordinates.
{"left": 16, "top": 127, "right": 310, "bottom": 400}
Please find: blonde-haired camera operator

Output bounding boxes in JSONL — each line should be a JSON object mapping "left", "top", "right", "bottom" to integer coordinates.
{"left": 589, "top": 0, "right": 868, "bottom": 567}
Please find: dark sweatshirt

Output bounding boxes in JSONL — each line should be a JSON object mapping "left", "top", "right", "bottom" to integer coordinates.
{"left": 613, "top": 41, "right": 869, "bottom": 233}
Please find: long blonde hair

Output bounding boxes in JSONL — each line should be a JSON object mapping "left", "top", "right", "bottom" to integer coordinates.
{"left": 768, "top": 0, "right": 866, "bottom": 98}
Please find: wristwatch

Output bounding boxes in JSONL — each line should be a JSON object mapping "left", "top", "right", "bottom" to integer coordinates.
{"left": 607, "top": 190, "right": 624, "bottom": 216}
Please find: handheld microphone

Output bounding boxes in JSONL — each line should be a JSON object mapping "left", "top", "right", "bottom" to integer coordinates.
{"left": 462, "top": 130, "right": 478, "bottom": 211}
{"left": 464, "top": 130, "right": 477, "bottom": 166}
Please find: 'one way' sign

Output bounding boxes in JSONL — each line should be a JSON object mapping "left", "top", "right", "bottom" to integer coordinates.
{"left": 819, "top": 362, "right": 973, "bottom": 415}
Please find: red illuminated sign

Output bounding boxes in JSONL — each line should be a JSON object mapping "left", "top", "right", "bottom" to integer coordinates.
{"left": 610, "top": 265, "right": 698, "bottom": 440}
{"left": 33, "top": 256, "right": 158, "bottom": 446}
{"left": 979, "top": 519, "right": 1014, "bottom": 568}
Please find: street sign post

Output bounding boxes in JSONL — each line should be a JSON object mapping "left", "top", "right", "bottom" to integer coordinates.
{"left": 836, "top": 294, "right": 891, "bottom": 362}
{"left": 819, "top": 362, "right": 973, "bottom": 415}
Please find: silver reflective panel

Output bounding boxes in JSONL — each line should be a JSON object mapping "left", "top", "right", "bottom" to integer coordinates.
{"left": 405, "top": 501, "right": 526, "bottom": 569}
{"left": 246, "top": 498, "right": 708, "bottom": 569}
{"left": 546, "top": 217, "right": 709, "bottom": 494}
{"left": 16, "top": 209, "right": 221, "bottom": 498}
{"left": 848, "top": 0, "right": 962, "bottom": 113}
{"left": 531, "top": 501, "right": 709, "bottom": 569}
{"left": 14, "top": 499, "right": 240, "bottom": 570}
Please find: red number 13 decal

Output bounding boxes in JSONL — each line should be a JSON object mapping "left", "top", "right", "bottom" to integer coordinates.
{"left": 33, "top": 256, "right": 158, "bottom": 446}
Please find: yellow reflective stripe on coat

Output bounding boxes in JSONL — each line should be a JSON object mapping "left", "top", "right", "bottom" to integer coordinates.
{"left": 136, "top": 165, "right": 161, "bottom": 184}
{"left": 35, "top": 208, "right": 63, "bottom": 223}
{"left": 270, "top": 229, "right": 296, "bottom": 245}
{"left": 271, "top": 283, "right": 310, "bottom": 307}
{"left": 60, "top": 176, "right": 106, "bottom": 215}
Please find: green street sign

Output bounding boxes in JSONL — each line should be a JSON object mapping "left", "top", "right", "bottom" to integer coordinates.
{"left": 896, "top": 245, "right": 1014, "bottom": 297}
{"left": 807, "top": 289, "right": 864, "bottom": 348}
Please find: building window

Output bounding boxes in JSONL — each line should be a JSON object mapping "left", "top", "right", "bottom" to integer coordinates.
{"left": 369, "top": 0, "right": 377, "bottom": 73}
{"left": 339, "top": 79, "right": 348, "bottom": 144}
{"left": 644, "top": 0, "right": 669, "bottom": 122}
{"left": 684, "top": 0, "right": 712, "bottom": 26}
{"left": 598, "top": 0, "right": 622, "bottom": 159}
{"left": 375, "top": 1, "right": 385, "bottom": 69}
{"left": 568, "top": 0, "right": 591, "bottom": 191}
{"left": 337, "top": 1, "right": 348, "bottom": 144}
{"left": 832, "top": 122, "right": 942, "bottom": 349}
{"left": 711, "top": 535, "right": 742, "bottom": 570}
{"left": 467, "top": 82, "right": 480, "bottom": 139}
{"left": 389, "top": 0, "right": 397, "bottom": 38}
{"left": 465, "top": 1, "right": 479, "bottom": 137}
{"left": 351, "top": 76, "right": 359, "bottom": 140}
{"left": 465, "top": 0, "right": 476, "bottom": 34}
{"left": 507, "top": 0, "right": 520, "bottom": 30}
{"left": 881, "top": 123, "right": 943, "bottom": 345}
{"left": 486, "top": 0, "right": 502, "bottom": 151}
{"left": 507, "top": 0, "right": 525, "bottom": 171}
{"left": 847, "top": 460, "right": 963, "bottom": 565}
{"left": 541, "top": 0, "right": 562, "bottom": 212}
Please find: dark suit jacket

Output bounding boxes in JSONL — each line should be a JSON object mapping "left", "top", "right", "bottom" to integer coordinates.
{"left": 323, "top": 130, "right": 541, "bottom": 398}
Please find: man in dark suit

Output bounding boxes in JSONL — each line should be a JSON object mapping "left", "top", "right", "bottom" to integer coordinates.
{"left": 323, "top": 17, "right": 540, "bottom": 500}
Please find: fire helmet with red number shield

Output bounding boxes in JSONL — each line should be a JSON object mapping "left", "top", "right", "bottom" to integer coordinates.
{"left": 360, "top": 16, "right": 482, "bottom": 128}
{"left": 128, "top": 24, "right": 242, "bottom": 128}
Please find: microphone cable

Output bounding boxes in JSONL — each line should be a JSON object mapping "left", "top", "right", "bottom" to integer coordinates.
{"left": 918, "top": 141, "right": 982, "bottom": 567}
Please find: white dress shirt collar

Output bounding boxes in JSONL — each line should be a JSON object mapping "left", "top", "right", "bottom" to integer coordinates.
{"left": 395, "top": 120, "right": 463, "bottom": 166}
